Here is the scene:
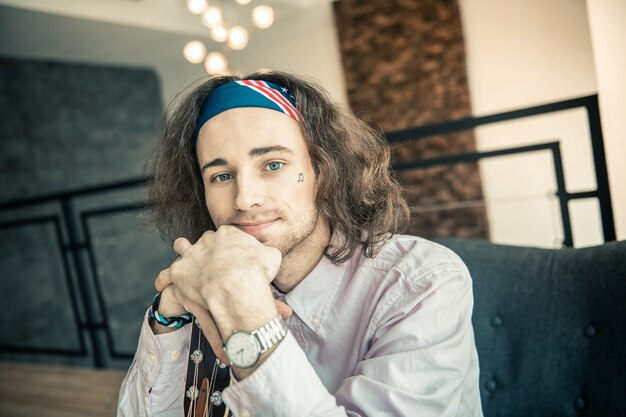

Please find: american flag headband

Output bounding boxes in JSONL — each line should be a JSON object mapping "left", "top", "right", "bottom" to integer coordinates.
{"left": 192, "top": 80, "right": 302, "bottom": 145}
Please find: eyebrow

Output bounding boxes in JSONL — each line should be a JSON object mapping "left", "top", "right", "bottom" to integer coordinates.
{"left": 248, "top": 145, "right": 294, "bottom": 158}
{"left": 201, "top": 158, "right": 228, "bottom": 174}
{"left": 201, "top": 145, "right": 294, "bottom": 174}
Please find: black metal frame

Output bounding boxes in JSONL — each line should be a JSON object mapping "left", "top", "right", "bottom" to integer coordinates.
{"left": 0, "top": 216, "right": 86, "bottom": 356}
{"left": 0, "top": 95, "right": 615, "bottom": 366}
{"left": 81, "top": 203, "right": 151, "bottom": 360}
{"left": 385, "top": 94, "right": 616, "bottom": 245}
{"left": 0, "top": 179, "right": 147, "bottom": 366}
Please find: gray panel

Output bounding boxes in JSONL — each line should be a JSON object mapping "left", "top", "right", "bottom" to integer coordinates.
{"left": 0, "top": 56, "right": 162, "bottom": 202}
{"left": 0, "top": 221, "right": 81, "bottom": 350}
{"left": 87, "top": 210, "right": 172, "bottom": 355}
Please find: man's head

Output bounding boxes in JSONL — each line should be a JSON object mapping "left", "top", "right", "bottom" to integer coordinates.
{"left": 148, "top": 71, "right": 408, "bottom": 263}
{"left": 198, "top": 105, "right": 323, "bottom": 260}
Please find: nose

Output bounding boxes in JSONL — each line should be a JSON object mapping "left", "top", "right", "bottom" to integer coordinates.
{"left": 234, "top": 171, "right": 264, "bottom": 211}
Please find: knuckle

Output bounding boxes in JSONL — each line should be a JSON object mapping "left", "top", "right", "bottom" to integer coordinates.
{"left": 169, "top": 262, "right": 181, "bottom": 277}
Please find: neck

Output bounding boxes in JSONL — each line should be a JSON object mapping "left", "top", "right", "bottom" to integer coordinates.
{"left": 273, "top": 217, "right": 331, "bottom": 293}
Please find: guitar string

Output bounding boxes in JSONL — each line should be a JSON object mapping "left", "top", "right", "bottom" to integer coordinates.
{"left": 207, "top": 358, "right": 219, "bottom": 417}
{"left": 186, "top": 340, "right": 196, "bottom": 417}
{"left": 187, "top": 350, "right": 197, "bottom": 417}
{"left": 190, "top": 320, "right": 202, "bottom": 417}
{"left": 223, "top": 374, "right": 232, "bottom": 417}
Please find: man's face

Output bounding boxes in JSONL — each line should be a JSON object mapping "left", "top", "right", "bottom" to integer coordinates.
{"left": 196, "top": 107, "right": 325, "bottom": 257}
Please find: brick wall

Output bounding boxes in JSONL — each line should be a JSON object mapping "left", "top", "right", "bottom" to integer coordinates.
{"left": 334, "top": 0, "right": 489, "bottom": 239}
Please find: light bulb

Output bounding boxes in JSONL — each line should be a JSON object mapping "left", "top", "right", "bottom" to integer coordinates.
{"left": 187, "top": 0, "right": 208, "bottom": 14}
{"left": 210, "top": 25, "right": 229, "bottom": 43}
{"left": 205, "top": 52, "right": 228, "bottom": 74}
{"left": 183, "top": 41, "right": 207, "bottom": 64}
{"left": 252, "top": 5, "right": 274, "bottom": 29}
{"left": 235, "top": 0, "right": 252, "bottom": 4}
{"left": 201, "top": 6, "right": 223, "bottom": 28}
{"left": 227, "top": 26, "right": 249, "bottom": 50}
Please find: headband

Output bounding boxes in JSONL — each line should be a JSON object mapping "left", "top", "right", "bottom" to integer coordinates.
{"left": 193, "top": 80, "right": 301, "bottom": 145}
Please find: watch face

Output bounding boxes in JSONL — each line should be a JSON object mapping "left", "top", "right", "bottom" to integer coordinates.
{"left": 224, "top": 331, "right": 260, "bottom": 368}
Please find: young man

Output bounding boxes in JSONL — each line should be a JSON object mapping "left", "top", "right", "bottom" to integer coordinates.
{"left": 118, "top": 72, "right": 483, "bottom": 416}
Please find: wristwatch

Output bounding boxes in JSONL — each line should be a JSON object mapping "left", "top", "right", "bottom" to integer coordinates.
{"left": 223, "top": 315, "right": 288, "bottom": 368}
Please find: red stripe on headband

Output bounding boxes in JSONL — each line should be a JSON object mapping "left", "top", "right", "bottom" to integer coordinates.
{"left": 240, "top": 80, "right": 300, "bottom": 122}
{"left": 249, "top": 80, "right": 300, "bottom": 121}
{"left": 239, "top": 81, "right": 293, "bottom": 119}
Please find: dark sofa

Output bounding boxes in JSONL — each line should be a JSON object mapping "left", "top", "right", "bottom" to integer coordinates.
{"left": 436, "top": 238, "right": 626, "bottom": 417}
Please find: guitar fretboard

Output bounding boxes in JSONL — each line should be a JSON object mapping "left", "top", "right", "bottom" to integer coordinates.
{"left": 184, "top": 319, "right": 231, "bottom": 417}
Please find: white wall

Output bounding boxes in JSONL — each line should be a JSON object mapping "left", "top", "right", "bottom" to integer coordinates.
{"left": 586, "top": 0, "right": 626, "bottom": 241}
{"left": 458, "top": 0, "right": 610, "bottom": 247}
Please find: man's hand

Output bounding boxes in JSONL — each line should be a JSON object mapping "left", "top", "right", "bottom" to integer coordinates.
{"left": 152, "top": 284, "right": 293, "bottom": 365}
{"left": 153, "top": 226, "right": 287, "bottom": 368}
{"left": 155, "top": 226, "right": 281, "bottom": 311}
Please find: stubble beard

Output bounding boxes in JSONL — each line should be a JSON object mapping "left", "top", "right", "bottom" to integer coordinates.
{"left": 221, "top": 205, "right": 323, "bottom": 260}
{"left": 273, "top": 207, "right": 321, "bottom": 259}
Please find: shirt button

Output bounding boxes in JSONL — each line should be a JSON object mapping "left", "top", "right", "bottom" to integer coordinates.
{"left": 574, "top": 397, "right": 585, "bottom": 410}
{"left": 310, "top": 316, "right": 321, "bottom": 328}
{"left": 491, "top": 315, "right": 503, "bottom": 327}
{"left": 170, "top": 350, "right": 181, "bottom": 361}
{"left": 148, "top": 353, "right": 157, "bottom": 362}
{"left": 239, "top": 409, "right": 250, "bottom": 417}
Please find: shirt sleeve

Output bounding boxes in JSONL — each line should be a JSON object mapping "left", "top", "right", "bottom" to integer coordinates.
{"left": 335, "top": 262, "right": 482, "bottom": 416}
{"left": 117, "top": 309, "right": 191, "bottom": 417}
{"left": 221, "top": 262, "right": 482, "bottom": 417}
{"left": 222, "top": 332, "right": 347, "bottom": 417}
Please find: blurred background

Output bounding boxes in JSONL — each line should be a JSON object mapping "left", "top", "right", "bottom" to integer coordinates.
{"left": 0, "top": 0, "right": 624, "bottom": 415}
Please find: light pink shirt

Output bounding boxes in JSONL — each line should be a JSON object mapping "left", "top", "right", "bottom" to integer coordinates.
{"left": 118, "top": 235, "right": 483, "bottom": 417}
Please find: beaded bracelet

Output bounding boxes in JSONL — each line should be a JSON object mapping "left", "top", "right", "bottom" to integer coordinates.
{"left": 149, "top": 293, "right": 193, "bottom": 328}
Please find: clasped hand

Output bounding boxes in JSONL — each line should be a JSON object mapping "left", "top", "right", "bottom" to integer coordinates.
{"left": 154, "top": 225, "right": 292, "bottom": 364}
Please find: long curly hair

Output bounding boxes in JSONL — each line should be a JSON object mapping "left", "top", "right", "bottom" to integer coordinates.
{"left": 146, "top": 71, "right": 409, "bottom": 264}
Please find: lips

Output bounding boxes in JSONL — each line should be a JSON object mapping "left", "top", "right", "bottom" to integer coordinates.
{"left": 232, "top": 219, "right": 278, "bottom": 235}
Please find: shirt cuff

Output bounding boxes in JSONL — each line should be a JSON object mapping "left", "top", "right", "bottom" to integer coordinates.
{"left": 136, "top": 308, "right": 191, "bottom": 386}
{"left": 222, "top": 332, "right": 341, "bottom": 417}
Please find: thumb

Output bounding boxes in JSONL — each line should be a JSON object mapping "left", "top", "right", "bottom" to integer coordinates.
{"left": 274, "top": 299, "right": 293, "bottom": 319}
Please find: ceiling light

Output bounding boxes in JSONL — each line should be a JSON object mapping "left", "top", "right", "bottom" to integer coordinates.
{"left": 228, "top": 26, "right": 249, "bottom": 50}
{"left": 235, "top": 0, "right": 252, "bottom": 4}
{"left": 183, "top": 41, "right": 207, "bottom": 64}
{"left": 187, "top": 0, "right": 208, "bottom": 15}
{"left": 210, "top": 25, "right": 229, "bottom": 43}
{"left": 201, "top": 6, "right": 223, "bottom": 28}
{"left": 205, "top": 52, "right": 228, "bottom": 74}
{"left": 252, "top": 5, "right": 274, "bottom": 29}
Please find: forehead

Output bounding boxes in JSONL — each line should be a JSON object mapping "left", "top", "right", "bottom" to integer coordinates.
{"left": 196, "top": 107, "right": 307, "bottom": 158}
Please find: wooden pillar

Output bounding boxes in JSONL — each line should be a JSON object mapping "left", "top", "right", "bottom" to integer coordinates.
{"left": 334, "top": 0, "right": 489, "bottom": 239}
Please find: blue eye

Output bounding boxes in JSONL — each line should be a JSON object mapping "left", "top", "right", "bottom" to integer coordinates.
{"left": 212, "top": 173, "right": 234, "bottom": 182}
{"left": 266, "top": 162, "right": 284, "bottom": 171}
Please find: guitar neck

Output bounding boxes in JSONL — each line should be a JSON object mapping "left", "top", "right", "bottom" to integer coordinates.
{"left": 184, "top": 320, "right": 231, "bottom": 417}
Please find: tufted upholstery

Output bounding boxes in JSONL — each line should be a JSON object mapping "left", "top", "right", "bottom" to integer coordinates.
{"left": 435, "top": 238, "right": 626, "bottom": 417}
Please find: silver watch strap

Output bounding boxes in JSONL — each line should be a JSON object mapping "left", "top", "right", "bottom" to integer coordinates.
{"left": 252, "top": 315, "right": 288, "bottom": 353}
